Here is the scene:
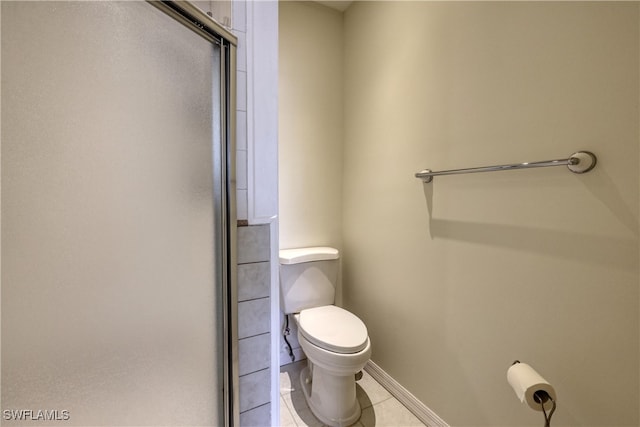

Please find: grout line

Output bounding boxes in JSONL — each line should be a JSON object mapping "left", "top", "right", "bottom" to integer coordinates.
{"left": 237, "top": 260, "right": 270, "bottom": 265}
{"left": 286, "top": 406, "right": 300, "bottom": 427}
{"left": 238, "top": 366, "right": 269, "bottom": 379}
{"left": 238, "top": 295, "right": 270, "bottom": 303}
{"left": 237, "top": 259, "right": 270, "bottom": 265}
{"left": 359, "top": 391, "right": 394, "bottom": 411}
{"left": 239, "top": 331, "right": 270, "bottom": 340}
{"left": 239, "top": 401, "right": 270, "bottom": 415}
{"left": 279, "top": 392, "right": 302, "bottom": 426}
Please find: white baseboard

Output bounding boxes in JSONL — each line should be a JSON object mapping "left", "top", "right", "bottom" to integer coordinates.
{"left": 364, "top": 360, "right": 449, "bottom": 427}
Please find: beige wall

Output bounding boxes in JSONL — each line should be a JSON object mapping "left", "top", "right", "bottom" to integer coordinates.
{"left": 278, "top": 1, "right": 345, "bottom": 362}
{"left": 279, "top": 1, "right": 639, "bottom": 425}
{"left": 342, "top": 2, "right": 639, "bottom": 426}
{"left": 278, "top": 1, "right": 344, "bottom": 251}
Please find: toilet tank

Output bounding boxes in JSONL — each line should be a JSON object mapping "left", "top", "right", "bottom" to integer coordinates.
{"left": 279, "top": 247, "right": 339, "bottom": 314}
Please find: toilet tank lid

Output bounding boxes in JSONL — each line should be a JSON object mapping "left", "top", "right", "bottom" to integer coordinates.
{"left": 279, "top": 247, "right": 339, "bottom": 264}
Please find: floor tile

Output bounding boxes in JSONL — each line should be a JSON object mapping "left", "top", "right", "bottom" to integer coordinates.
{"left": 279, "top": 395, "right": 298, "bottom": 427}
{"left": 282, "top": 390, "right": 309, "bottom": 415}
{"left": 359, "top": 398, "right": 425, "bottom": 427}
{"left": 356, "top": 370, "right": 392, "bottom": 409}
{"left": 280, "top": 360, "right": 306, "bottom": 394}
{"left": 280, "top": 361, "right": 426, "bottom": 427}
{"left": 290, "top": 406, "right": 325, "bottom": 427}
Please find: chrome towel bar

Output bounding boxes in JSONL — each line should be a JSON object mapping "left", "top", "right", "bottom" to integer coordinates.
{"left": 415, "top": 151, "right": 597, "bottom": 183}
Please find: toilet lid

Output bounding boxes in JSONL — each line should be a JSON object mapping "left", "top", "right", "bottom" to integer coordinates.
{"left": 298, "top": 306, "right": 368, "bottom": 354}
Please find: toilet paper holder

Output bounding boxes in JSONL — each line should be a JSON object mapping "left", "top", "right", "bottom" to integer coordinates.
{"left": 509, "top": 360, "right": 556, "bottom": 427}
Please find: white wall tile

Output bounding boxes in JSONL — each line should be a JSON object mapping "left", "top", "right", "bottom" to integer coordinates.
{"left": 236, "top": 110, "right": 247, "bottom": 150}
{"left": 238, "top": 297, "right": 270, "bottom": 339}
{"left": 240, "top": 402, "right": 270, "bottom": 427}
{"left": 237, "top": 225, "right": 270, "bottom": 263}
{"left": 211, "top": 1, "right": 232, "bottom": 27}
{"left": 236, "top": 70, "right": 247, "bottom": 112}
{"left": 231, "top": 0, "right": 246, "bottom": 32}
{"left": 238, "top": 261, "right": 270, "bottom": 301}
{"left": 239, "top": 333, "right": 271, "bottom": 376}
{"left": 236, "top": 189, "right": 248, "bottom": 220}
{"left": 236, "top": 31, "right": 247, "bottom": 72}
{"left": 239, "top": 368, "right": 270, "bottom": 413}
{"left": 236, "top": 149, "right": 247, "bottom": 190}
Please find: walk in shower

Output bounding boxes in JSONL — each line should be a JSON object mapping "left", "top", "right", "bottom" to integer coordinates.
{"left": 1, "top": 2, "right": 237, "bottom": 425}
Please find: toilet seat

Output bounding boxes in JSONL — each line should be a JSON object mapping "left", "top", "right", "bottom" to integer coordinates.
{"left": 298, "top": 305, "right": 368, "bottom": 354}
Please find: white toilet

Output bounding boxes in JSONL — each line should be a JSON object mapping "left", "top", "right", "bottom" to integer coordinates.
{"left": 279, "top": 247, "right": 371, "bottom": 427}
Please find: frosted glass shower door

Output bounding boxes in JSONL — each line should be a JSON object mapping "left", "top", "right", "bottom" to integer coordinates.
{"left": 1, "top": 2, "right": 231, "bottom": 426}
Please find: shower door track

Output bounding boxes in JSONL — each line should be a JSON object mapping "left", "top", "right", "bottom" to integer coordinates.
{"left": 150, "top": 1, "right": 237, "bottom": 45}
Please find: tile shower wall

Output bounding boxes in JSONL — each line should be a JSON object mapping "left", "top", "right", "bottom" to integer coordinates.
{"left": 232, "top": 0, "right": 248, "bottom": 220}
{"left": 232, "top": 1, "right": 278, "bottom": 424}
{"left": 237, "top": 224, "right": 271, "bottom": 426}
{"left": 192, "top": 1, "right": 232, "bottom": 28}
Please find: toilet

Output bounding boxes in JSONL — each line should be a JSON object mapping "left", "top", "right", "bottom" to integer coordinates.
{"left": 279, "top": 247, "right": 371, "bottom": 427}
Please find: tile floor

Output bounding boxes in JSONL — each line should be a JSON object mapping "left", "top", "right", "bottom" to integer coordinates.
{"left": 280, "top": 360, "right": 426, "bottom": 427}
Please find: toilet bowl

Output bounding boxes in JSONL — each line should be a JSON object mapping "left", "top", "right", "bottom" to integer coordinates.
{"left": 295, "top": 306, "right": 371, "bottom": 427}
{"left": 279, "top": 247, "right": 371, "bottom": 427}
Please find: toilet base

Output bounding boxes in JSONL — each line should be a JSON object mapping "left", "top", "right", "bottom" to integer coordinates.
{"left": 299, "top": 362, "right": 361, "bottom": 427}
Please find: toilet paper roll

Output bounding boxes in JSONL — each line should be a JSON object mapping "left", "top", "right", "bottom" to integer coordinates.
{"left": 507, "top": 362, "right": 556, "bottom": 411}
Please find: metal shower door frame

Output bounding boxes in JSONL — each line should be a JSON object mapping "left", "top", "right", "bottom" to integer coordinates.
{"left": 148, "top": 2, "right": 239, "bottom": 426}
